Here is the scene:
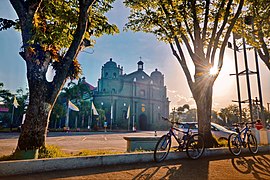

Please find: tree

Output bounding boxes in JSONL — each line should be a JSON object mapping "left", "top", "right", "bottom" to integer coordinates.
{"left": 0, "top": 82, "right": 12, "bottom": 103}
{"left": 0, "top": 0, "right": 118, "bottom": 154}
{"left": 219, "top": 104, "right": 240, "bottom": 125}
{"left": 242, "top": 0, "right": 270, "bottom": 70}
{"left": 124, "top": 0, "right": 244, "bottom": 147}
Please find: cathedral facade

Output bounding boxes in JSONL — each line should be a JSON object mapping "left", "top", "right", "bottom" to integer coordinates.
{"left": 93, "top": 58, "right": 170, "bottom": 131}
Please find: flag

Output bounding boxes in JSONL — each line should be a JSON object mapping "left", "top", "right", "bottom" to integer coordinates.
{"left": 126, "top": 105, "right": 130, "bottom": 119}
{"left": 13, "top": 96, "right": 19, "bottom": 108}
{"left": 92, "top": 102, "right": 99, "bottom": 115}
{"left": 68, "top": 100, "right": 79, "bottom": 111}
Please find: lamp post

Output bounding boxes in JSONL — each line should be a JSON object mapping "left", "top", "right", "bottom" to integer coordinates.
{"left": 172, "top": 107, "right": 176, "bottom": 123}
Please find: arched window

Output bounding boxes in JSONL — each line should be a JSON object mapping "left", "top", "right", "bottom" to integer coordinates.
{"left": 105, "top": 72, "right": 108, "bottom": 77}
{"left": 113, "top": 72, "right": 116, "bottom": 78}
{"left": 140, "top": 90, "right": 145, "bottom": 97}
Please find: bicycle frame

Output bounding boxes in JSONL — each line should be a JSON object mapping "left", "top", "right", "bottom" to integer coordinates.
{"left": 167, "top": 125, "right": 191, "bottom": 148}
{"left": 154, "top": 117, "right": 205, "bottom": 161}
{"left": 234, "top": 123, "right": 252, "bottom": 145}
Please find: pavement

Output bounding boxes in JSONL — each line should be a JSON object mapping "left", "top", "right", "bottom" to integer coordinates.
{"left": 2, "top": 153, "right": 270, "bottom": 179}
{"left": 0, "top": 131, "right": 164, "bottom": 156}
{"left": 0, "top": 131, "right": 270, "bottom": 179}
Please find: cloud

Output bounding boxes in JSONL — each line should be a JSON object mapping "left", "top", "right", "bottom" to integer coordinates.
{"left": 167, "top": 89, "right": 196, "bottom": 108}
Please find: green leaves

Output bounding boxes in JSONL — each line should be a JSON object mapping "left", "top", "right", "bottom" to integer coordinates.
{"left": 20, "top": 0, "right": 119, "bottom": 79}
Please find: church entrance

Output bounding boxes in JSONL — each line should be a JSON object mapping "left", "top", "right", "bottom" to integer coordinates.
{"left": 139, "top": 114, "right": 148, "bottom": 130}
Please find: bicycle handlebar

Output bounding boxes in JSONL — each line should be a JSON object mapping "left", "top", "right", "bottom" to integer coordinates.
{"left": 232, "top": 121, "right": 256, "bottom": 127}
{"left": 161, "top": 116, "right": 194, "bottom": 126}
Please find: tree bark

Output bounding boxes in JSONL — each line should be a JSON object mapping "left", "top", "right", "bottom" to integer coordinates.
{"left": 192, "top": 74, "right": 218, "bottom": 148}
{"left": 10, "top": 0, "right": 95, "bottom": 153}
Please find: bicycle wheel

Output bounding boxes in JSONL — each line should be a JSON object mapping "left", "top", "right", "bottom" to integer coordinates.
{"left": 186, "top": 134, "right": 205, "bottom": 160}
{"left": 247, "top": 134, "right": 258, "bottom": 154}
{"left": 228, "top": 133, "right": 241, "bottom": 156}
{"left": 154, "top": 135, "right": 171, "bottom": 162}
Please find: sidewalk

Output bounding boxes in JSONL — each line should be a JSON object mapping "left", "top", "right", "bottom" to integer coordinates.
{"left": 0, "top": 145, "right": 269, "bottom": 177}
{"left": 4, "top": 153, "right": 270, "bottom": 180}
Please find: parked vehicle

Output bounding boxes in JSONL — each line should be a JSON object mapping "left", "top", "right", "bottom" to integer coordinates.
{"left": 178, "top": 122, "right": 235, "bottom": 141}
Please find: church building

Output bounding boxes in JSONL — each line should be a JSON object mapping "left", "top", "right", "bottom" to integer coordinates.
{"left": 93, "top": 58, "right": 170, "bottom": 130}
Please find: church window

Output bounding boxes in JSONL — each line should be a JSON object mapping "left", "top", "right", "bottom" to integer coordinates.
{"left": 113, "top": 72, "right": 116, "bottom": 78}
{"left": 105, "top": 72, "right": 108, "bottom": 77}
{"left": 112, "top": 88, "right": 116, "bottom": 93}
{"left": 140, "top": 90, "right": 145, "bottom": 97}
{"left": 103, "top": 88, "right": 106, "bottom": 92}
{"left": 142, "top": 75, "right": 144, "bottom": 79}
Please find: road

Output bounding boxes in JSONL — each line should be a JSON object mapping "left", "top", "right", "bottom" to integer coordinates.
{"left": 0, "top": 131, "right": 164, "bottom": 156}
{"left": 3, "top": 153, "right": 270, "bottom": 179}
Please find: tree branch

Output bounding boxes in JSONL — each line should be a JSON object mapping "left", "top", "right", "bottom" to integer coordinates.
{"left": 206, "top": 0, "right": 226, "bottom": 60}
{"left": 217, "top": 0, "right": 244, "bottom": 69}
{"left": 211, "top": 0, "right": 233, "bottom": 64}
{"left": 51, "top": 0, "right": 96, "bottom": 102}
{"left": 202, "top": 0, "right": 210, "bottom": 41}
{"left": 190, "top": 0, "right": 202, "bottom": 52}
{"left": 174, "top": 37, "right": 194, "bottom": 88}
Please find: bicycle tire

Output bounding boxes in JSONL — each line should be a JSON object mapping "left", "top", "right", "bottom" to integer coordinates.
{"left": 228, "top": 133, "right": 241, "bottom": 156}
{"left": 247, "top": 134, "right": 258, "bottom": 154}
{"left": 186, "top": 134, "right": 205, "bottom": 160}
{"left": 154, "top": 135, "right": 171, "bottom": 162}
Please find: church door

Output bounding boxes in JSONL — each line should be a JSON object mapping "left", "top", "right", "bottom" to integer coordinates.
{"left": 139, "top": 114, "right": 148, "bottom": 130}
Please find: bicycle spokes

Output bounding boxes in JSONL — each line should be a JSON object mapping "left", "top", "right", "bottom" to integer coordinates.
{"left": 228, "top": 133, "right": 241, "bottom": 156}
{"left": 186, "top": 134, "right": 205, "bottom": 160}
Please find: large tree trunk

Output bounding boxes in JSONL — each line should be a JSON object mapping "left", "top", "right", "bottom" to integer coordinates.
{"left": 192, "top": 74, "right": 218, "bottom": 148}
{"left": 10, "top": 0, "right": 94, "bottom": 158}
{"left": 17, "top": 95, "right": 52, "bottom": 150}
{"left": 14, "top": 48, "right": 65, "bottom": 155}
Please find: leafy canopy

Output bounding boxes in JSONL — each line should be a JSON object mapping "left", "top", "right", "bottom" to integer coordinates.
{"left": 1, "top": 0, "right": 119, "bottom": 79}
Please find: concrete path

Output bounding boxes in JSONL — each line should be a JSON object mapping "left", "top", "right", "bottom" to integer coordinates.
{"left": 3, "top": 153, "right": 270, "bottom": 180}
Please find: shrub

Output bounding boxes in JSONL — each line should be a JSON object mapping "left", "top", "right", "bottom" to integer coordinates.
{"left": 38, "top": 145, "right": 69, "bottom": 158}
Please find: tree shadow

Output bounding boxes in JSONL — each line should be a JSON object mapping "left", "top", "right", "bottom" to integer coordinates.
{"left": 7, "top": 154, "right": 270, "bottom": 180}
{"left": 231, "top": 154, "right": 270, "bottom": 179}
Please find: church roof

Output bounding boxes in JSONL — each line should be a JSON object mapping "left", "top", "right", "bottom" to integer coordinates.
{"left": 151, "top": 68, "right": 163, "bottom": 77}
{"left": 125, "top": 70, "right": 151, "bottom": 82}
{"left": 104, "top": 58, "right": 117, "bottom": 68}
{"left": 82, "top": 81, "right": 96, "bottom": 91}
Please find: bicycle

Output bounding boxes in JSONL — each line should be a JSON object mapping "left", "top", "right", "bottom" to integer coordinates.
{"left": 228, "top": 122, "right": 258, "bottom": 156}
{"left": 154, "top": 117, "right": 205, "bottom": 162}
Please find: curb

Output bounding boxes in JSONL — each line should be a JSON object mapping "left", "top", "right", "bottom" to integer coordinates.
{"left": 0, "top": 146, "right": 269, "bottom": 176}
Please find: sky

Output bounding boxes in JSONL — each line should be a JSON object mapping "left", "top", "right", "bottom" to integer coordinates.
{"left": 0, "top": 0, "right": 269, "bottom": 112}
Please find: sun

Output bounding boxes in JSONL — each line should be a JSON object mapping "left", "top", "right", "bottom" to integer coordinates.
{"left": 209, "top": 66, "right": 219, "bottom": 75}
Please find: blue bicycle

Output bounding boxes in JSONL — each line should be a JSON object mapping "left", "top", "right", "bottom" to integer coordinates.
{"left": 154, "top": 117, "right": 205, "bottom": 162}
{"left": 228, "top": 122, "right": 258, "bottom": 156}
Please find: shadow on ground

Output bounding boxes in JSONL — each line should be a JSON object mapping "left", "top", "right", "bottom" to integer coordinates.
{"left": 4, "top": 153, "right": 270, "bottom": 180}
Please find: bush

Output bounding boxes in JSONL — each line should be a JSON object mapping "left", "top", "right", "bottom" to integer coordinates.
{"left": 75, "top": 149, "right": 122, "bottom": 156}
{"left": 38, "top": 145, "right": 69, "bottom": 158}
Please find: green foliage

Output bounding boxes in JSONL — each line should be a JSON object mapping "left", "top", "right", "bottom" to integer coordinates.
{"left": 0, "top": 146, "right": 123, "bottom": 161}
{"left": 232, "top": 1, "right": 270, "bottom": 70}
{"left": 38, "top": 145, "right": 69, "bottom": 158}
{"left": 124, "top": 0, "right": 240, "bottom": 47}
{"left": 75, "top": 149, "right": 122, "bottom": 156}
{"left": 5, "top": 0, "right": 119, "bottom": 80}
{"left": 0, "top": 82, "right": 12, "bottom": 103}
